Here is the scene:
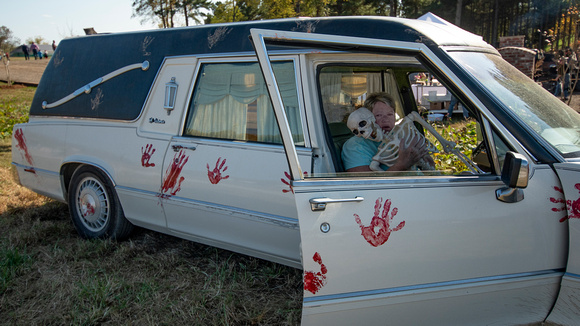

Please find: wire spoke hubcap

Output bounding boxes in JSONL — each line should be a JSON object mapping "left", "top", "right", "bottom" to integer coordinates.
{"left": 76, "top": 176, "right": 109, "bottom": 232}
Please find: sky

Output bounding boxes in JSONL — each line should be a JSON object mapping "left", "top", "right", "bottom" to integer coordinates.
{"left": 1, "top": 0, "right": 159, "bottom": 46}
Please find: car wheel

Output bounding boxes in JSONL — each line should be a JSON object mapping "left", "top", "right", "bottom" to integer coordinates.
{"left": 68, "top": 166, "right": 133, "bottom": 240}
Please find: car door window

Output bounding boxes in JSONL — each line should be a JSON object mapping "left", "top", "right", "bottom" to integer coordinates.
{"left": 184, "top": 61, "right": 304, "bottom": 146}
{"left": 317, "top": 60, "right": 508, "bottom": 177}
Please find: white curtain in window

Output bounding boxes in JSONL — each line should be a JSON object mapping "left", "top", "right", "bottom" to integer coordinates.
{"left": 186, "top": 62, "right": 302, "bottom": 144}
{"left": 187, "top": 95, "right": 247, "bottom": 139}
{"left": 383, "top": 71, "right": 404, "bottom": 118}
{"left": 367, "top": 73, "right": 382, "bottom": 93}
{"left": 320, "top": 73, "right": 343, "bottom": 104}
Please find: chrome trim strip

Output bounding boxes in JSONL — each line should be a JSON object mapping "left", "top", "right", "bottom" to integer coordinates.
{"left": 565, "top": 272, "right": 580, "bottom": 279}
{"left": 12, "top": 162, "right": 59, "bottom": 177}
{"left": 43, "top": 61, "right": 150, "bottom": 109}
{"left": 293, "top": 174, "right": 502, "bottom": 190}
{"left": 304, "top": 269, "right": 564, "bottom": 304}
{"left": 171, "top": 136, "right": 312, "bottom": 155}
{"left": 116, "top": 186, "right": 299, "bottom": 229}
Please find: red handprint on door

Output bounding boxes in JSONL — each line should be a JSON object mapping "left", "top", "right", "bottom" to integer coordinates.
{"left": 281, "top": 171, "right": 293, "bottom": 193}
{"left": 354, "top": 197, "right": 405, "bottom": 247}
{"left": 550, "top": 184, "right": 580, "bottom": 222}
{"left": 207, "top": 157, "right": 229, "bottom": 184}
{"left": 141, "top": 144, "right": 156, "bottom": 167}
{"left": 159, "top": 150, "right": 189, "bottom": 198}
{"left": 303, "top": 252, "right": 327, "bottom": 294}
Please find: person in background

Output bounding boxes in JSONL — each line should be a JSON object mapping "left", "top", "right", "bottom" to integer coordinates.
{"left": 30, "top": 42, "right": 39, "bottom": 60}
{"left": 21, "top": 44, "right": 29, "bottom": 60}
{"left": 446, "top": 94, "right": 469, "bottom": 120}
{"left": 52, "top": 40, "right": 57, "bottom": 51}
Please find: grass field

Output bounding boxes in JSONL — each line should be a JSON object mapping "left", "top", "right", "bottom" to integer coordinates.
{"left": 0, "top": 83, "right": 303, "bottom": 325}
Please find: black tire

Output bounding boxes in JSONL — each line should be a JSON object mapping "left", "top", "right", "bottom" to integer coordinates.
{"left": 68, "top": 166, "right": 133, "bottom": 240}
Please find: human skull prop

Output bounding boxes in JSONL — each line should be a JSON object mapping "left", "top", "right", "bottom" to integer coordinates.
{"left": 346, "top": 107, "right": 384, "bottom": 142}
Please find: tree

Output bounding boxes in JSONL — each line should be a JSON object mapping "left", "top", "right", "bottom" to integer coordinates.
{"left": 133, "top": 0, "right": 210, "bottom": 28}
{"left": 25, "top": 36, "right": 47, "bottom": 45}
{"left": 182, "top": 0, "right": 212, "bottom": 25}
{"left": 261, "top": 0, "right": 296, "bottom": 19}
{"left": 0, "top": 26, "right": 19, "bottom": 54}
{"left": 205, "top": 1, "right": 246, "bottom": 23}
{"left": 297, "top": 0, "right": 336, "bottom": 16}
{"left": 329, "top": 0, "right": 375, "bottom": 15}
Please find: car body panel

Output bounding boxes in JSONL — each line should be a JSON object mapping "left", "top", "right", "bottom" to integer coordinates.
{"left": 10, "top": 16, "right": 580, "bottom": 325}
{"left": 547, "top": 162, "right": 580, "bottom": 324}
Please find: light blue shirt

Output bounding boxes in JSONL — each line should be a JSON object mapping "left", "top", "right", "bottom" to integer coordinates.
{"left": 341, "top": 136, "right": 387, "bottom": 171}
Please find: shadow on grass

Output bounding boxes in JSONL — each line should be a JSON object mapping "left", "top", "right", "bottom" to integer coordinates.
{"left": 0, "top": 143, "right": 11, "bottom": 153}
{"left": 1, "top": 200, "right": 68, "bottom": 222}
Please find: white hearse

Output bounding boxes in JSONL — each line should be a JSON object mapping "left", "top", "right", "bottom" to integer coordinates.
{"left": 12, "top": 16, "right": 580, "bottom": 325}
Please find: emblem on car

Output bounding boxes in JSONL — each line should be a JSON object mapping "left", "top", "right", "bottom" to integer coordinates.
{"left": 149, "top": 117, "right": 165, "bottom": 124}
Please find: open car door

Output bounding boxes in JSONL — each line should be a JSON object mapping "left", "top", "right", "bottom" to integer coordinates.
{"left": 251, "top": 28, "right": 567, "bottom": 325}
{"left": 547, "top": 162, "right": 580, "bottom": 325}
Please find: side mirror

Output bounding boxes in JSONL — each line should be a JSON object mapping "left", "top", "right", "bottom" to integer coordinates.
{"left": 496, "top": 152, "right": 529, "bottom": 203}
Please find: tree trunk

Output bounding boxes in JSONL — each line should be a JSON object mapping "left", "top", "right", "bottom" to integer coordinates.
{"left": 492, "top": 0, "right": 498, "bottom": 47}
{"left": 455, "top": 0, "right": 462, "bottom": 26}
{"left": 184, "top": 3, "right": 189, "bottom": 26}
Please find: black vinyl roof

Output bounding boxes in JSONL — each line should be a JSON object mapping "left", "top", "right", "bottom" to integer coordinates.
{"left": 31, "top": 16, "right": 492, "bottom": 120}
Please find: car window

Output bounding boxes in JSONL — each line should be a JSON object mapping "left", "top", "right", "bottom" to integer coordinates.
{"left": 184, "top": 61, "right": 304, "bottom": 146}
{"left": 316, "top": 60, "right": 501, "bottom": 177}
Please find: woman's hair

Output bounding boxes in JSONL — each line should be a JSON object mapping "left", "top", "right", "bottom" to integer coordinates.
{"left": 364, "top": 92, "right": 395, "bottom": 112}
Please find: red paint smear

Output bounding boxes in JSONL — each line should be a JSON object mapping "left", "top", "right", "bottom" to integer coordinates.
{"left": 14, "top": 129, "right": 33, "bottom": 165}
{"left": 304, "top": 252, "right": 327, "bottom": 294}
{"left": 83, "top": 202, "right": 96, "bottom": 217}
{"left": 207, "top": 157, "right": 229, "bottom": 184}
{"left": 159, "top": 150, "right": 189, "bottom": 198}
{"left": 281, "top": 171, "right": 293, "bottom": 193}
{"left": 354, "top": 197, "right": 405, "bottom": 247}
{"left": 141, "top": 144, "right": 156, "bottom": 167}
{"left": 550, "top": 183, "right": 580, "bottom": 222}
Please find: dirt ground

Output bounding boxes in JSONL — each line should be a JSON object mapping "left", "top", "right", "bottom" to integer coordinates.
{"left": 0, "top": 57, "right": 49, "bottom": 85}
{"left": 2, "top": 56, "right": 580, "bottom": 112}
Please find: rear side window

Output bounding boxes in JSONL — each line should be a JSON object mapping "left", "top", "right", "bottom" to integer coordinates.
{"left": 184, "top": 61, "right": 304, "bottom": 146}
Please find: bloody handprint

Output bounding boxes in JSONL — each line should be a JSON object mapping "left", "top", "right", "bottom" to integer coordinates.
{"left": 160, "top": 150, "right": 189, "bottom": 197}
{"left": 207, "top": 157, "right": 229, "bottom": 184}
{"left": 13, "top": 128, "right": 33, "bottom": 165}
{"left": 354, "top": 197, "right": 405, "bottom": 247}
{"left": 550, "top": 184, "right": 580, "bottom": 222}
{"left": 282, "top": 171, "right": 293, "bottom": 193}
{"left": 282, "top": 171, "right": 309, "bottom": 194}
{"left": 303, "top": 252, "right": 327, "bottom": 294}
{"left": 141, "top": 144, "right": 156, "bottom": 167}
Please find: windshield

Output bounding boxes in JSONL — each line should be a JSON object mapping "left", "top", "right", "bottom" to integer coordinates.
{"left": 449, "top": 51, "right": 580, "bottom": 158}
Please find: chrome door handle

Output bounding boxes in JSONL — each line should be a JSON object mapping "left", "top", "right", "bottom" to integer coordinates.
{"left": 172, "top": 145, "right": 196, "bottom": 152}
{"left": 309, "top": 196, "right": 364, "bottom": 211}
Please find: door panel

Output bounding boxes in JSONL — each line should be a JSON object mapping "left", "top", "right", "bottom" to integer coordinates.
{"left": 547, "top": 162, "right": 580, "bottom": 325}
{"left": 295, "top": 169, "right": 566, "bottom": 324}
{"left": 159, "top": 140, "right": 311, "bottom": 267}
